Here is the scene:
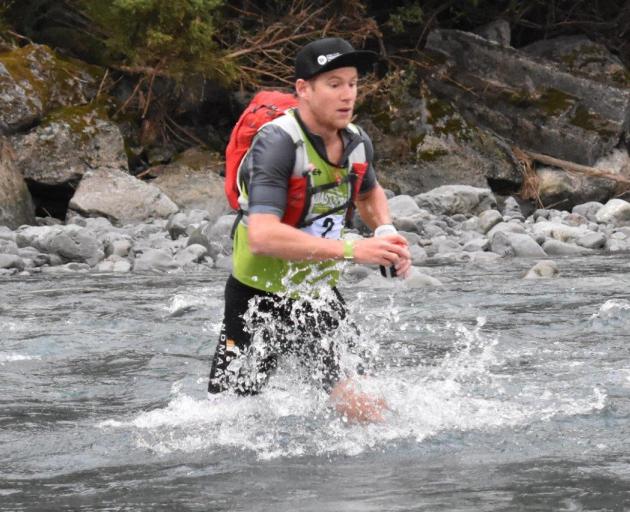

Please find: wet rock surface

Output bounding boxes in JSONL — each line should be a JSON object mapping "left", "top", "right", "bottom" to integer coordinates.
{"left": 0, "top": 138, "right": 35, "bottom": 229}
{"left": 68, "top": 168, "right": 179, "bottom": 224}
{"left": 0, "top": 44, "right": 102, "bottom": 135}
{"left": 10, "top": 104, "right": 128, "bottom": 186}
{"left": 424, "top": 29, "right": 630, "bottom": 168}
{"left": 1, "top": 186, "right": 627, "bottom": 285}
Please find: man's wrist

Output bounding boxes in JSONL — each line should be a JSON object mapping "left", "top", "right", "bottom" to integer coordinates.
{"left": 343, "top": 239, "right": 355, "bottom": 260}
{"left": 374, "top": 224, "right": 397, "bottom": 237}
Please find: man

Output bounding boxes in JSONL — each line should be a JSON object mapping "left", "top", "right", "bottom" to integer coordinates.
{"left": 208, "top": 37, "right": 411, "bottom": 422}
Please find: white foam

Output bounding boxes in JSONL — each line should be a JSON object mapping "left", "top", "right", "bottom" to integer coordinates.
{"left": 0, "top": 353, "right": 39, "bottom": 363}
{"left": 165, "top": 289, "right": 220, "bottom": 317}
{"left": 590, "top": 299, "right": 630, "bottom": 328}
{"left": 98, "top": 319, "right": 607, "bottom": 460}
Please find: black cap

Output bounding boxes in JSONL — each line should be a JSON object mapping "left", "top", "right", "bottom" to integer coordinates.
{"left": 295, "top": 37, "right": 378, "bottom": 80}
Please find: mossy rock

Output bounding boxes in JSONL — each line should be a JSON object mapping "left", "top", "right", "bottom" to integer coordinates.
{"left": 0, "top": 44, "right": 104, "bottom": 134}
{"left": 10, "top": 103, "right": 127, "bottom": 186}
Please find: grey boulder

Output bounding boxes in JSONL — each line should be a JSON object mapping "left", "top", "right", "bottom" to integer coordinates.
{"left": 0, "top": 138, "right": 35, "bottom": 229}
{"left": 415, "top": 185, "right": 497, "bottom": 216}
{"left": 491, "top": 231, "right": 547, "bottom": 257}
{"left": 524, "top": 260, "right": 559, "bottom": 279}
{"left": 69, "top": 168, "right": 178, "bottom": 224}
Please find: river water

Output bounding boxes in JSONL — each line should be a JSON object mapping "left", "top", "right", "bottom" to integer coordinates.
{"left": 2, "top": 254, "right": 630, "bottom": 511}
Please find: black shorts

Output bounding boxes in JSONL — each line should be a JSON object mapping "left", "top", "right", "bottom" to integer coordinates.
{"left": 208, "top": 275, "right": 352, "bottom": 395}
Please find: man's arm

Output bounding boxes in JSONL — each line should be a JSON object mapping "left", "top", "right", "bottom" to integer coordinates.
{"left": 248, "top": 213, "right": 409, "bottom": 267}
{"left": 355, "top": 183, "right": 391, "bottom": 231}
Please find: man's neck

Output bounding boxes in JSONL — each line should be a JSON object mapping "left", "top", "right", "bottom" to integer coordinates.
{"left": 296, "top": 108, "right": 340, "bottom": 146}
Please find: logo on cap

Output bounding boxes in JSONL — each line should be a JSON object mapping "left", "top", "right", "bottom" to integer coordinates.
{"left": 317, "top": 53, "right": 341, "bottom": 66}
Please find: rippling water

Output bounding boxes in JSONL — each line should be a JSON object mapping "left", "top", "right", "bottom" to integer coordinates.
{"left": 2, "top": 255, "right": 630, "bottom": 511}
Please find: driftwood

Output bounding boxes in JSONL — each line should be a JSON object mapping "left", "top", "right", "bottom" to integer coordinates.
{"left": 514, "top": 146, "right": 630, "bottom": 207}
{"left": 521, "top": 149, "right": 630, "bottom": 185}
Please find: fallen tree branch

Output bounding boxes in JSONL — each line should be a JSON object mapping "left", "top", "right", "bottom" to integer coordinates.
{"left": 513, "top": 147, "right": 543, "bottom": 207}
{"left": 521, "top": 149, "right": 630, "bottom": 185}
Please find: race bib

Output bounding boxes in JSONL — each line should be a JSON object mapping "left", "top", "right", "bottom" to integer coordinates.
{"left": 301, "top": 214, "right": 344, "bottom": 239}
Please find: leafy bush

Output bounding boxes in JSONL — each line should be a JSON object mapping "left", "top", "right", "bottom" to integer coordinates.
{"left": 79, "top": 0, "right": 236, "bottom": 83}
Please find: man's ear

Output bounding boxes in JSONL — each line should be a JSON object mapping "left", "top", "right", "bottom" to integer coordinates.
{"left": 295, "top": 78, "right": 310, "bottom": 99}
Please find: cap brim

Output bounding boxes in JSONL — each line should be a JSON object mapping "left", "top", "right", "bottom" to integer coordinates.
{"left": 306, "top": 50, "right": 378, "bottom": 79}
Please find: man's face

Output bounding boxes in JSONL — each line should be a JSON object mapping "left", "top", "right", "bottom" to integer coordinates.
{"left": 298, "top": 66, "right": 358, "bottom": 131}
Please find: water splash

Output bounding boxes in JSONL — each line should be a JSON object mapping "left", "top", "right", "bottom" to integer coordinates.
{"left": 100, "top": 314, "right": 606, "bottom": 460}
{"left": 590, "top": 299, "right": 630, "bottom": 329}
{"left": 0, "top": 353, "right": 40, "bottom": 364}
{"left": 165, "top": 288, "right": 220, "bottom": 317}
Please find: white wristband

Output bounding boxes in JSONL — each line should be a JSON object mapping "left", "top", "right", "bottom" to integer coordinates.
{"left": 374, "top": 224, "right": 397, "bottom": 237}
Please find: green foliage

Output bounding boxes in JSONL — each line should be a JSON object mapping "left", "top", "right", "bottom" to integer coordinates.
{"left": 387, "top": 3, "right": 424, "bottom": 34}
{"left": 79, "top": 0, "right": 236, "bottom": 83}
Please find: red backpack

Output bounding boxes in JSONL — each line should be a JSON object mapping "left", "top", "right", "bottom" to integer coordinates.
{"left": 224, "top": 90, "right": 298, "bottom": 210}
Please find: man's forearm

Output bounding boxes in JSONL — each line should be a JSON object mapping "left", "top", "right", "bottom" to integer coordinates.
{"left": 248, "top": 213, "right": 345, "bottom": 261}
{"left": 355, "top": 184, "right": 392, "bottom": 231}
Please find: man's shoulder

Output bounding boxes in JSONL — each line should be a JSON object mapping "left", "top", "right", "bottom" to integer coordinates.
{"left": 252, "top": 121, "right": 298, "bottom": 157}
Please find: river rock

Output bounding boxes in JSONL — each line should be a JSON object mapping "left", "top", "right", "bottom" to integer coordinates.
{"left": 48, "top": 225, "right": 104, "bottom": 266}
{"left": 576, "top": 232, "right": 606, "bottom": 249}
{"left": 409, "top": 244, "right": 428, "bottom": 264}
{"left": 15, "top": 224, "right": 103, "bottom": 265}
{"left": 96, "top": 255, "right": 132, "bottom": 273}
{"left": 133, "top": 248, "right": 179, "bottom": 273}
{"left": 206, "top": 215, "right": 238, "bottom": 254}
{"left": 542, "top": 239, "right": 592, "bottom": 256}
{"left": 501, "top": 196, "right": 524, "bottom": 220}
{"left": 10, "top": 105, "right": 127, "bottom": 187}
{"left": 462, "top": 238, "right": 490, "bottom": 252}
{"left": 0, "top": 138, "right": 35, "bottom": 229}
{"left": 487, "top": 221, "right": 526, "bottom": 239}
{"left": 0, "top": 226, "right": 15, "bottom": 241}
{"left": 414, "top": 185, "right": 496, "bottom": 216}
{"left": 0, "top": 254, "right": 24, "bottom": 270}
{"left": 490, "top": 231, "right": 546, "bottom": 257}
{"left": 431, "top": 237, "right": 461, "bottom": 255}
{"left": 424, "top": 29, "right": 630, "bottom": 167}
{"left": 460, "top": 216, "right": 480, "bottom": 231}
{"left": 524, "top": 260, "right": 559, "bottom": 279}
{"left": 69, "top": 168, "right": 178, "bottom": 224}
{"left": 388, "top": 195, "right": 423, "bottom": 218}
{"left": 595, "top": 199, "right": 630, "bottom": 226}
{"left": 468, "top": 251, "right": 502, "bottom": 265}
{"left": 174, "top": 244, "right": 209, "bottom": 267}
{"left": 17, "top": 247, "right": 48, "bottom": 267}
{"left": 477, "top": 209, "right": 503, "bottom": 234}
{"left": 214, "top": 254, "right": 233, "bottom": 272}
{"left": 104, "top": 237, "right": 132, "bottom": 258}
{"left": 42, "top": 262, "right": 90, "bottom": 273}
{"left": 0, "top": 44, "right": 102, "bottom": 135}
{"left": 150, "top": 148, "right": 229, "bottom": 221}
{"left": 404, "top": 268, "right": 443, "bottom": 287}
{"left": 167, "top": 212, "right": 189, "bottom": 240}
{"left": 0, "top": 238, "right": 18, "bottom": 254}
{"left": 572, "top": 202, "right": 604, "bottom": 222}
{"left": 530, "top": 221, "right": 585, "bottom": 242}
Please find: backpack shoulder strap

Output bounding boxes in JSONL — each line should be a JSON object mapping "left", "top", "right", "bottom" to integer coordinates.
{"left": 347, "top": 122, "right": 366, "bottom": 164}
{"left": 268, "top": 111, "right": 308, "bottom": 178}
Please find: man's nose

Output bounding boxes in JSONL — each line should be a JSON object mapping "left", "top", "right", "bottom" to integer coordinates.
{"left": 340, "top": 84, "right": 356, "bottom": 101}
